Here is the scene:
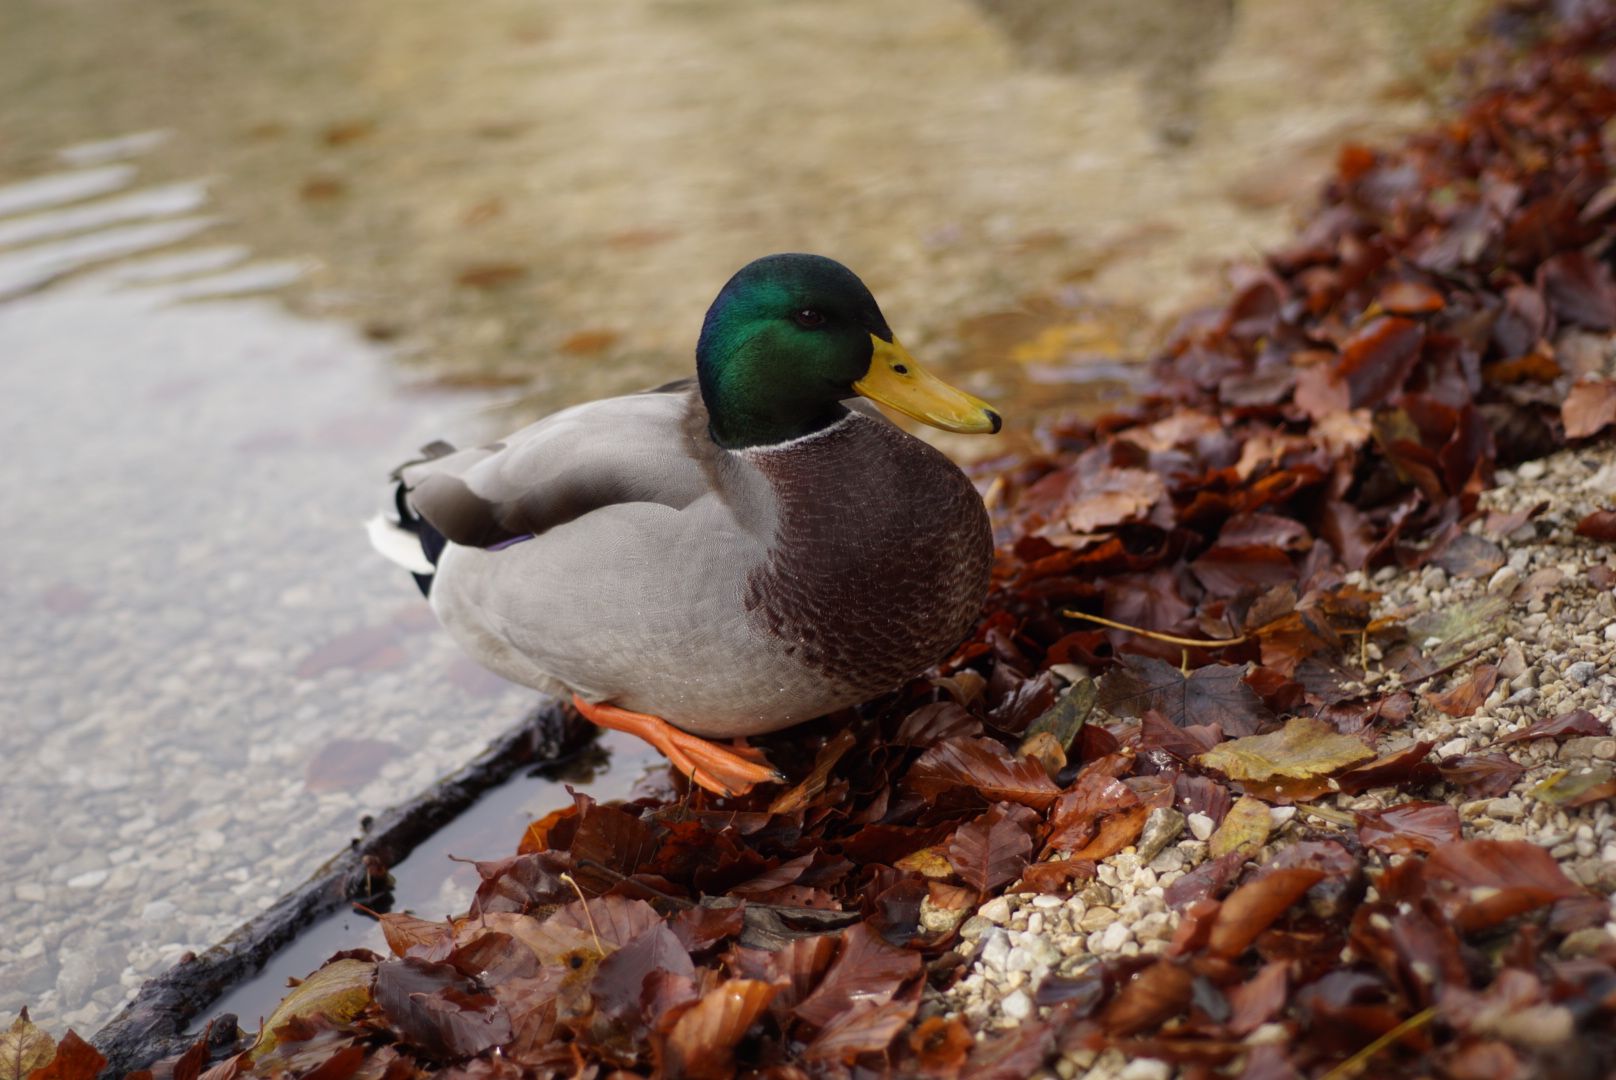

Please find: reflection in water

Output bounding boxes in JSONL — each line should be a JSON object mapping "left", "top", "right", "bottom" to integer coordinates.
{"left": 973, "top": 0, "right": 1238, "bottom": 145}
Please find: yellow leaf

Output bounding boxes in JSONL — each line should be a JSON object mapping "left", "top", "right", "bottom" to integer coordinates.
{"left": 1195, "top": 716, "right": 1373, "bottom": 783}
{"left": 1209, "top": 796, "right": 1273, "bottom": 858}
{"left": 895, "top": 846, "right": 956, "bottom": 880}
{"left": 0, "top": 1012, "right": 54, "bottom": 1080}
{"left": 247, "top": 957, "right": 375, "bottom": 1061}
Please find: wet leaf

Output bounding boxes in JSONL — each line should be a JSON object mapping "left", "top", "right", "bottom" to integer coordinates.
{"left": 794, "top": 923, "right": 921, "bottom": 1028}
{"left": 378, "top": 912, "right": 452, "bottom": 959}
{"left": 1195, "top": 715, "right": 1372, "bottom": 783}
{"left": 24, "top": 1031, "right": 102, "bottom": 1080}
{"left": 1356, "top": 801, "right": 1461, "bottom": 855}
{"left": 248, "top": 957, "right": 375, "bottom": 1060}
{"left": 803, "top": 998, "right": 917, "bottom": 1065}
{"left": 1424, "top": 664, "right": 1499, "bottom": 718}
{"left": 372, "top": 957, "right": 512, "bottom": 1060}
{"left": 1063, "top": 468, "right": 1166, "bottom": 533}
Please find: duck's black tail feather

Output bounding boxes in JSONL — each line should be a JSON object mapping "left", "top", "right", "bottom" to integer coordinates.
{"left": 369, "top": 441, "right": 456, "bottom": 597}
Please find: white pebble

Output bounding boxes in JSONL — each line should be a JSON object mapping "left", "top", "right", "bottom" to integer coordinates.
{"left": 1187, "top": 812, "right": 1214, "bottom": 841}
{"left": 1002, "top": 989, "right": 1034, "bottom": 1021}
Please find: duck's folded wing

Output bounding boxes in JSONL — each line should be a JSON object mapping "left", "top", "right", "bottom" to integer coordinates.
{"left": 398, "top": 381, "right": 717, "bottom": 548}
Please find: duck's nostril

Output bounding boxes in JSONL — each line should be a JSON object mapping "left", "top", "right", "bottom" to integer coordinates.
{"left": 892, "top": 363, "right": 909, "bottom": 374}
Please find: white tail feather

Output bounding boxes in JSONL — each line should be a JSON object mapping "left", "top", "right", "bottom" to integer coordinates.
{"left": 365, "top": 514, "right": 435, "bottom": 575}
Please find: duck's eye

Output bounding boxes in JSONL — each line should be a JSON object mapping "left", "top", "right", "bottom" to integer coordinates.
{"left": 792, "top": 309, "right": 826, "bottom": 329}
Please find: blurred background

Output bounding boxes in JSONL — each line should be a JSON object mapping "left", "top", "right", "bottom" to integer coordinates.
{"left": 0, "top": 0, "right": 1489, "bottom": 1036}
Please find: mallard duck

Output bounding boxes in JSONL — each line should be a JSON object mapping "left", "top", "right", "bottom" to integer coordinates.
{"left": 369, "top": 254, "right": 1001, "bottom": 795}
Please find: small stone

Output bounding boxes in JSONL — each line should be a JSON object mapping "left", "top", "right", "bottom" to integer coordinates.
{"left": 1518, "top": 460, "right": 1546, "bottom": 480}
{"left": 1487, "top": 796, "right": 1525, "bottom": 820}
{"left": 1135, "top": 807, "right": 1186, "bottom": 863}
{"left": 1119, "top": 1059, "right": 1171, "bottom": 1080}
{"left": 979, "top": 897, "right": 1012, "bottom": 925}
{"left": 1566, "top": 661, "right": 1598, "bottom": 686}
{"left": 980, "top": 929, "right": 1011, "bottom": 970}
{"left": 15, "top": 882, "right": 46, "bottom": 903}
{"left": 1498, "top": 642, "right": 1528, "bottom": 679}
{"left": 958, "top": 916, "right": 992, "bottom": 941}
{"left": 1079, "top": 906, "right": 1119, "bottom": 932}
{"left": 67, "top": 869, "right": 108, "bottom": 889}
{"left": 1097, "top": 921, "right": 1132, "bottom": 954}
{"left": 1561, "top": 737, "right": 1616, "bottom": 761}
{"left": 1030, "top": 893, "right": 1064, "bottom": 910}
{"left": 920, "top": 896, "right": 969, "bottom": 935}
{"left": 1489, "top": 566, "right": 1521, "bottom": 597}
{"left": 1186, "top": 812, "right": 1214, "bottom": 841}
{"left": 1001, "top": 989, "right": 1034, "bottom": 1021}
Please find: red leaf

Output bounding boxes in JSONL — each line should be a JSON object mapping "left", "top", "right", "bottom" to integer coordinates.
{"left": 802, "top": 999, "right": 917, "bottom": 1066}
{"left": 793, "top": 924, "right": 921, "bottom": 1028}
{"left": 1424, "top": 664, "right": 1498, "bottom": 717}
{"left": 906, "top": 736, "right": 1060, "bottom": 810}
{"left": 659, "top": 979, "right": 777, "bottom": 1080}
{"left": 1539, "top": 251, "right": 1616, "bottom": 330}
{"left": 1378, "top": 279, "right": 1446, "bottom": 315}
{"left": 1563, "top": 378, "right": 1616, "bottom": 439}
{"left": 26, "top": 1032, "right": 105, "bottom": 1080}
{"left": 1356, "top": 801, "right": 1461, "bottom": 855}
{"left": 1574, "top": 509, "right": 1616, "bottom": 541}
{"left": 946, "top": 804, "right": 1033, "bottom": 893}
{"left": 1438, "top": 753, "right": 1526, "bottom": 798}
{"left": 1425, "top": 840, "right": 1584, "bottom": 932}
{"left": 1335, "top": 316, "right": 1425, "bottom": 408}
{"left": 1496, "top": 708, "right": 1606, "bottom": 744}
{"left": 1100, "top": 961, "right": 1194, "bottom": 1036}
{"left": 1045, "top": 766, "right": 1140, "bottom": 853}
{"left": 1335, "top": 741, "right": 1438, "bottom": 794}
{"left": 907, "top": 1016, "right": 973, "bottom": 1076}
{"left": 1207, "top": 867, "right": 1326, "bottom": 957}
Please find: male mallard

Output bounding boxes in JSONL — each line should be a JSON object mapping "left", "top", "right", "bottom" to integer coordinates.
{"left": 369, "top": 254, "right": 1001, "bottom": 795}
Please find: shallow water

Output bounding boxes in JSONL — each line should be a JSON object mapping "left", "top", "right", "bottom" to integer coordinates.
{"left": 1, "top": 0, "right": 1488, "bottom": 1035}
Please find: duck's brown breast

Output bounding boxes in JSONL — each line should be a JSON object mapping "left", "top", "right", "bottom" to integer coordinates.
{"left": 740, "top": 413, "right": 991, "bottom": 699}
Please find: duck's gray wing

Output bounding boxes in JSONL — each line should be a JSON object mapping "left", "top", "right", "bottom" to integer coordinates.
{"left": 397, "top": 379, "right": 718, "bottom": 548}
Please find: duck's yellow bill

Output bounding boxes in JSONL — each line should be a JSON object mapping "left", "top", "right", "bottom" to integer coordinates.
{"left": 853, "top": 336, "right": 1002, "bottom": 435}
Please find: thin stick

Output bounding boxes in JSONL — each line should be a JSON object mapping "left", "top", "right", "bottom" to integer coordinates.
{"left": 1319, "top": 1006, "right": 1437, "bottom": 1080}
{"left": 1062, "top": 609, "right": 1248, "bottom": 650}
{"left": 559, "top": 872, "right": 605, "bottom": 956}
{"left": 1296, "top": 804, "right": 1356, "bottom": 827}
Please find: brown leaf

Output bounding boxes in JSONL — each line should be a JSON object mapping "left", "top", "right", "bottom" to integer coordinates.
{"left": 1425, "top": 840, "right": 1583, "bottom": 932}
{"left": 455, "top": 263, "right": 527, "bottom": 289}
{"left": 660, "top": 980, "right": 777, "bottom": 1080}
{"left": 906, "top": 736, "right": 1060, "bottom": 810}
{"left": 793, "top": 923, "right": 921, "bottom": 1028}
{"left": 1438, "top": 753, "right": 1526, "bottom": 798}
{"left": 1539, "top": 251, "right": 1616, "bottom": 330}
{"left": 1424, "top": 664, "right": 1499, "bottom": 718}
{"left": 894, "top": 702, "right": 983, "bottom": 747}
{"left": 1097, "top": 658, "right": 1270, "bottom": 736}
{"left": 768, "top": 729, "right": 857, "bottom": 814}
{"left": 907, "top": 1016, "right": 973, "bottom": 1077}
{"left": 1063, "top": 468, "right": 1166, "bottom": 533}
{"left": 947, "top": 804, "right": 1033, "bottom": 893}
{"left": 1207, "top": 867, "right": 1326, "bottom": 957}
{"left": 1045, "top": 766, "right": 1140, "bottom": 853}
{"left": 24, "top": 1031, "right": 103, "bottom": 1080}
{"left": 1431, "top": 533, "right": 1505, "bottom": 579}
{"left": 1100, "top": 961, "right": 1194, "bottom": 1036}
{"left": 1335, "top": 316, "right": 1425, "bottom": 409}
{"left": 1195, "top": 715, "right": 1373, "bottom": 783}
{"left": 1497, "top": 708, "right": 1606, "bottom": 744}
{"left": 1335, "top": 741, "right": 1439, "bottom": 794}
{"left": 803, "top": 999, "right": 917, "bottom": 1066}
{"left": 1356, "top": 801, "right": 1461, "bottom": 855}
{"left": 378, "top": 913, "right": 452, "bottom": 959}
{"left": 1575, "top": 509, "right": 1616, "bottom": 541}
{"left": 1563, "top": 378, "right": 1616, "bottom": 439}
{"left": 372, "top": 957, "right": 512, "bottom": 1060}
{"left": 1225, "top": 961, "right": 1289, "bottom": 1037}
{"left": 1378, "top": 280, "right": 1446, "bottom": 315}
{"left": 1208, "top": 796, "right": 1272, "bottom": 859}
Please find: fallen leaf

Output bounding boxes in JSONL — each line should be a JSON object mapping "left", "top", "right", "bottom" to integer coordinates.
{"left": 373, "top": 957, "right": 512, "bottom": 1060}
{"left": 1356, "top": 801, "right": 1461, "bottom": 855}
{"left": 1063, "top": 468, "right": 1167, "bottom": 533}
{"left": 793, "top": 924, "right": 921, "bottom": 1028}
{"left": 1097, "top": 658, "right": 1270, "bottom": 736}
{"left": 947, "top": 804, "right": 1033, "bottom": 893}
{"left": 1424, "top": 664, "right": 1499, "bottom": 718}
{"left": 803, "top": 999, "right": 917, "bottom": 1066}
{"left": 1496, "top": 708, "right": 1606, "bottom": 744}
{"left": 906, "top": 737, "right": 1060, "bottom": 810}
{"left": 907, "top": 1015, "right": 973, "bottom": 1076}
{"left": 1530, "top": 765, "right": 1616, "bottom": 807}
{"left": 248, "top": 957, "right": 375, "bottom": 1061}
{"left": 1208, "top": 796, "right": 1272, "bottom": 859}
{"left": 1195, "top": 715, "right": 1373, "bottom": 783}
{"left": 660, "top": 980, "right": 777, "bottom": 1079}
{"left": 1563, "top": 378, "right": 1616, "bottom": 438}
{"left": 1335, "top": 316, "right": 1424, "bottom": 408}
{"left": 1424, "top": 840, "right": 1583, "bottom": 932}
{"left": 1207, "top": 867, "right": 1327, "bottom": 957}
{"left": 1575, "top": 509, "right": 1616, "bottom": 541}
{"left": 1439, "top": 753, "right": 1527, "bottom": 799}
{"left": 0, "top": 1012, "right": 54, "bottom": 1080}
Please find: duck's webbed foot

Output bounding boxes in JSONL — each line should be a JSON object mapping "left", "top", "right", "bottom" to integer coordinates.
{"left": 570, "top": 695, "right": 783, "bottom": 797}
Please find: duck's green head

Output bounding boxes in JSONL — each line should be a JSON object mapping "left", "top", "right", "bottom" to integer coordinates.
{"left": 696, "top": 253, "right": 1001, "bottom": 449}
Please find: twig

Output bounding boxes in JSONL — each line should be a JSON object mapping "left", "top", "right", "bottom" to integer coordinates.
{"left": 559, "top": 873, "right": 605, "bottom": 957}
{"left": 1061, "top": 610, "right": 1248, "bottom": 649}
{"left": 1318, "top": 1006, "right": 1438, "bottom": 1080}
{"left": 1296, "top": 804, "right": 1356, "bottom": 827}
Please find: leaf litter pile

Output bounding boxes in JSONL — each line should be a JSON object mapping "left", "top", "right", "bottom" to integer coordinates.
{"left": 19, "top": 5, "right": 1616, "bottom": 1080}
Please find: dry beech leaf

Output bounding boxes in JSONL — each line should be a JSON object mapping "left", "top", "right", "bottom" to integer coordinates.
{"left": 1425, "top": 840, "right": 1583, "bottom": 932}
{"left": 908, "top": 1015, "right": 973, "bottom": 1076}
{"left": 247, "top": 957, "right": 375, "bottom": 1061}
{"left": 1356, "top": 801, "right": 1461, "bottom": 855}
{"left": 661, "top": 979, "right": 777, "bottom": 1079}
{"left": 1424, "top": 664, "right": 1499, "bottom": 718}
{"left": 1563, "top": 378, "right": 1616, "bottom": 438}
{"left": 1207, "top": 867, "right": 1327, "bottom": 957}
{"left": 947, "top": 804, "right": 1033, "bottom": 893}
{"left": 1195, "top": 715, "right": 1373, "bottom": 783}
{"left": 0, "top": 1012, "right": 54, "bottom": 1080}
{"left": 1574, "top": 510, "right": 1616, "bottom": 541}
{"left": 1496, "top": 708, "right": 1606, "bottom": 744}
{"left": 1531, "top": 765, "right": 1616, "bottom": 808}
{"left": 906, "top": 736, "right": 1060, "bottom": 810}
{"left": 24, "top": 1031, "right": 103, "bottom": 1080}
{"left": 1208, "top": 796, "right": 1273, "bottom": 859}
{"left": 803, "top": 998, "right": 917, "bottom": 1066}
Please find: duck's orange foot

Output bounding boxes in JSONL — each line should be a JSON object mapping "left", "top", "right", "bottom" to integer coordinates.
{"left": 571, "top": 695, "right": 783, "bottom": 797}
